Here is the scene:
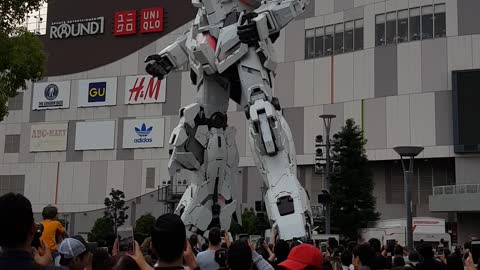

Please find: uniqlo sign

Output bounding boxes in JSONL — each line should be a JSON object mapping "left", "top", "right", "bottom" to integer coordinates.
{"left": 114, "top": 10, "right": 136, "bottom": 36}
{"left": 140, "top": 7, "right": 164, "bottom": 33}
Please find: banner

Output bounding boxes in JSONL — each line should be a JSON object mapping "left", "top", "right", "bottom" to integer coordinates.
{"left": 32, "top": 81, "right": 71, "bottom": 110}
{"left": 30, "top": 123, "right": 68, "bottom": 152}
{"left": 78, "top": 77, "right": 118, "bottom": 107}
{"left": 75, "top": 121, "right": 115, "bottom": 150}
{"left": 122, "top": 118, "right": 165, "bottom": 148}
{"left": 124, "top": 75, "right": 166, "bottom": 104}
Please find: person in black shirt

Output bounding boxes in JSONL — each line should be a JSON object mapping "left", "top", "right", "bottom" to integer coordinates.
{"left": 416, "top": 244, "right": 445, "bottom": 270}
{"left": 0, "top": 193, "right": 61, "bottom": 270}
{"left": 368, "top": 238, "right": 389, "bottom": 270}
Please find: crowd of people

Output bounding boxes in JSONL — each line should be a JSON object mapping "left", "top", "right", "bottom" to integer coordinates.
{"left": 0, "top": 192, "right": 478, "bottom": 270}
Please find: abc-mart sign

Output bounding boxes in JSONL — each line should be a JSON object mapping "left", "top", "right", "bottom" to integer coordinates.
{"left": 122, "top": 118, "right": 165, "bottom": 149}
{"left": 50, "top": 17, "right": 105, "bottom": 39}
{"left": 32, "top": 81, "right": 71, "bottom": 110}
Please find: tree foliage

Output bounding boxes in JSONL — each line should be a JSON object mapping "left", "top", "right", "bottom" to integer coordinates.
{"left": 134, "top": 213, "right": 156, "bottom": 244}
{"left": 229, "top": 208, "right": 271, "bottom": 236}
{"left": 330, "top": 119, "right": 380, "bottom": 241}
{"left": 88, "top": 217, "right": 115, "bottom": 248}
{"left": 0, "top": 0, "right": 46, "bottom": 121}
{"left": 104, "top": 189, "right": 129, "bottom": 234}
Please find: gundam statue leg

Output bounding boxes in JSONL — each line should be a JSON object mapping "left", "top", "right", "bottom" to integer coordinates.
{"left": 169, "top": 74, "right": 240, "bottom": 236}
{"left": 239, "top": 47, "right": 313, "bottom": 241}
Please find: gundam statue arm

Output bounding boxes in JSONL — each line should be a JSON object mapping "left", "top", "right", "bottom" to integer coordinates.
{"left": 146, "top": 0, "right": 312, "bottom": 241}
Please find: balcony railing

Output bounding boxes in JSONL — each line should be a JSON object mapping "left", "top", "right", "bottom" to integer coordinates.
{"left": 433, "top": 184, "right": 480, "bottom": 196}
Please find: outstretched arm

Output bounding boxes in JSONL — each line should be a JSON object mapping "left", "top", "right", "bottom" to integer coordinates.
{"left": 144, "top": 32, "right": 189, "bottom": 79}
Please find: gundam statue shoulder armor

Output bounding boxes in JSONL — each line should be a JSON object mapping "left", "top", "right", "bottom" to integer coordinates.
{"left": 145, "top": 0, "right": 312, "bottom": 241}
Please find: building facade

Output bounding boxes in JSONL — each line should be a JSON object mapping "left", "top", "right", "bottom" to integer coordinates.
{"left": 2, "top": 0, "right": 480, "bottom": 244}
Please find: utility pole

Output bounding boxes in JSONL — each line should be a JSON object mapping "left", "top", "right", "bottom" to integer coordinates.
{"left": 318, "top": 114, "right": 336, "bottom": 234}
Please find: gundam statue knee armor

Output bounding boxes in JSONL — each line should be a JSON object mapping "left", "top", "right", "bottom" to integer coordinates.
{"left": 145, "top": 0, "right": 312, "bottom": 241}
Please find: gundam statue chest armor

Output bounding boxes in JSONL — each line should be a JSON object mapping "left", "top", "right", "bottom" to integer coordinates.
{"left": 145, "top": 0, "right": 312, "bottom": 241}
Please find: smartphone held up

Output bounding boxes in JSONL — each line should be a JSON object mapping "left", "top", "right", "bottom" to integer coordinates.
{"left": 117, "top": 226, "right": 135, "bottom": 255}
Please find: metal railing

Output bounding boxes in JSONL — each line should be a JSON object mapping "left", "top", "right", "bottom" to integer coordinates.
{"left": 433, "top": 184, "right": 480, "bottom": 196}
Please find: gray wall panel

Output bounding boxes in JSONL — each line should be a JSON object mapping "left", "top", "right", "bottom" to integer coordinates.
{"left": 323, "top": 103, "right": 344, "bottom": 136}
{"left": 162, "top": 72, "right": 182, "bottom": 116}
{"left": 66, "top": 120, "right": 83, "bottom": 162}
{"left": 88, "top": 160, "right": 108, "bottom": 204}
{"left": 422, "top": 39, "right": 448, "bottom": 92}
{"left": 457, "top": 213, "right": 480, "bottom": 246}
{"left": 283, "top": 107, "right": 305, "bottom": 155}
{"left": 19, "top": 123, "right": 35, "bottom": 163}
{"left": 29, "top": 111, "right": 45, "bottom": 123}
{"left": 344, "top": 6, "right": 364, "bottom": 21}
{"left": 284, "top": 19, "right": 305, "bottom": 62}
{"left": 274, "top": 62, "right": 295, "bottom": 108}
{"left": 374, "top": 46, "right": 398, "bottom": 98}
{"left": 457, "top": 0, "right": 480, "bottom": 35}
{"left": 435, "top": 91, "right": 453, "bottom": 146}
{"left": 364, "top": 98, "right": 387, "bottom": 149}
{"left": 116, "top": 118, "right": 134, "bottom": 160}
{"left": 455, "top": 157, "right": 480, "bottom": 185}
{"left": 110, "top": 76, "right": 128, "bottom": 119}
{"left": 334, "top": 0, "right": 353, "bottom": 12}
{"left": 137, "top": 43, "right": 156, "bottom": 75}
{"left": 123, "top": 160, "right": 143, "bottom": 199}
{"left": 247, "top": 167, "right": 264, "bottom": 210}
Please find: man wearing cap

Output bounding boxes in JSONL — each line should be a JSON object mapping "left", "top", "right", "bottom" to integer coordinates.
{"left": 58, "top": 236, "right": 92, "bottom": 270}
{"left": 278, "top": 244, "right": 323, "bottom": 270}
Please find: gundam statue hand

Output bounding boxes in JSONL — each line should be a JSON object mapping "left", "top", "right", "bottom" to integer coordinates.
{"left": 144, "top": 54, "right": 174, "bottom": 80}
{"left": 237, "top": 12, "right": 260, "bottom": 46}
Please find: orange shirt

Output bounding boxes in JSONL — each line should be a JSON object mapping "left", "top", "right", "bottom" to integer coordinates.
{"left": 40, "top": 220, "right": 66, "bottom": 252}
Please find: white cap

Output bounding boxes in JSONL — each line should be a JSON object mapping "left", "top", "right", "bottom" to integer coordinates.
{"left": 58, "top": 238, "right": 87, "bottom": 259}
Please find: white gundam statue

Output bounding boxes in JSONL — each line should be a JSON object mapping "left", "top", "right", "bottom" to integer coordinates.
{"left": 145, "top": 0, "right": 312, "bottom": 241}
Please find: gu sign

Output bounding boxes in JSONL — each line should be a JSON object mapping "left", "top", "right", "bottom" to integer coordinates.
{"left": 50, "top": 17, "right": 105, "bottom": 39}
{"left": 124, "top": 75, "right": 166, "bottom": 104}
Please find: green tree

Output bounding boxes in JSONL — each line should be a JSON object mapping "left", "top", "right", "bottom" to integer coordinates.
{"left": 104, "top": 189, "right": 129, "bottom": 234}
{"left": 88, "top": 217, "right": 115, "bottom": 248}
{"left": 330, "top": 119, "right": 380, "bottom": 241}
{"left": 134, "top": 213, "right": 156, "bottom": 244}
{"left": 0, "top": 0, "right": 46, "bottom": 121}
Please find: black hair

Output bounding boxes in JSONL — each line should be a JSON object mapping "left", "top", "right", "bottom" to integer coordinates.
{"left": 190, "top": 234, "right": 199, "bottom": 247}
{"left": 408, "top": 251, "right": 420, "bottom": 262}
{"left": 352, "top": 243, "right": 375, "bottom": 269}
{"left": 151, "top": 213, "right": 186, "bottom": 263}
{"left": 92, "top": 248, "right": 112, "bottom": 270}
{"left": 209, "top": 227, "right": 222, "bottom": 246}
{"left": 228, "top": 240, "right": 252, "bottom": 270}
{"left": 347, "top": 241, "right": 358, "bottom": 253}
{"left": 368, "top": 238, "right": 382, "bottom": 253}
{"left": 394, "top": 245, "right": 404, "bottom": 256}
{"left": 0, "top": 193, "right": 34, "bottom": 249}
{"left": 113, "top": 255, "right": 141, "bottom": 270}
{"left": 393, "top": 256, "right": 405, "bottom": 267}
{"left": 419, "top": 244, "right": 434, "bottom": 259}
{"left": 328, "top": 237, "right": 339, "bottom": 249}
{"left": 42, "top": 205, "right": 58, "bottom": 220}
{"left": 274, "top": 240, "right": 290, "bottom": 263}
{"left": 341, "top": 250, "right": 353, "bottom": 266}
{"left": 215, "top": 248, "right": 228, "bottom": 268}
{"left": 322, "top": 261, "right": 333, "bottom": 270}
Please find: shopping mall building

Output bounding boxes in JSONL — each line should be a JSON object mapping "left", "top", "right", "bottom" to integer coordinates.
{"left": 2, "top": 0, "right": 480, "bottom": 244}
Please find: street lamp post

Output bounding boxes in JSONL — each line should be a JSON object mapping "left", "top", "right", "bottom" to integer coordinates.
{"left": 393, "top": 146, "right": 424, "bottom": 252}
{"left": 319, "top": 114, "right": 336, "bottom": 234}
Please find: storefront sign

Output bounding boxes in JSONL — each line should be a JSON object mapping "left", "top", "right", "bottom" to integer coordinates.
{"left": 30, "top": 123, "right": 68, "bottom": 152}
{"left": 124, "top": 75, "right": 166, "bottom": 104}
{"left": 122, "top": 118, "right": 165, "bottom": 149}
{"left": 113, "top": 7, "right": 164, "bottom": 36}
{"left": 140, "top": 7, "right": 164, "bottom": 33}
{"left": 114, "top": 10, "right": 136, "bottom": 36}
{"left": 75, "top": 121, "right": 115, "bottom": 150}
{"left": 77, "top": 77, "right": 117, "bottom": 107}
{"left": 50, "top": 17, "right": 105, "bottom": 39}
{"left": 32, "top": 81, "right": 71, "bottom": 110}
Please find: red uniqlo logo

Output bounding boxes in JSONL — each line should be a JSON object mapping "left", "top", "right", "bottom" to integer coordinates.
{"left": 140, "top": 7, "right": 164, "bottom": 34}
{"left": 114, "top": 10, "right": 137, "bottom": 36}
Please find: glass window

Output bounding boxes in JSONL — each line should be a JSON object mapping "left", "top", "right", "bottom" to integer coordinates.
{"left": 4, "top": 135, "right": 20, "bottom": 154}
{"left": 354, "top": 19, "right": 364, "bottom": 51}
{"left": 434, "top": 4, "right": 446, "bottom": 38}
{"left": 305, "top": 29, "right": 315, "bottom": 59}
{"left": 410, "top": 8, "right": 421, "bottom": 41}
{"left": 386, "top": 12, "right": 397, "bottom": 44}
{"left": 397, "top": 10, "right": 409, "bottom": 43}
{"left": 315, "top": 27, "right": 324, "bottom": 57}
{"left": 146, "top": 168, "right": 155, "bottom": 189}
{"left": 375, "top": 14, "right": 386, "bottom": 46}
{"left": 334, "top": 23, "right": 344, "bottom": 54}
{"left": 325, "top": 25, "right": 334, "bottom": 56}
{"left": 7, "top": 93, "right": 23, "bottom": 111}
{"left": 344, "top": 21, "right": 354, "bottom": 53}
{"left": 422, "top": 5, "right": 434, "bottom": 39}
